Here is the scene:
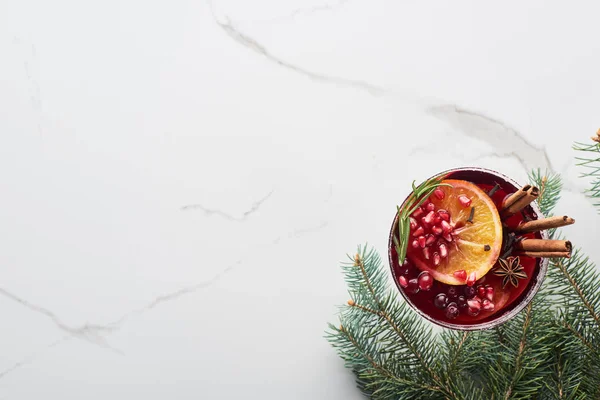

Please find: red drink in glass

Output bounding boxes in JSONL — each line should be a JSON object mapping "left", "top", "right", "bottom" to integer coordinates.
{"left": 388, "top": 167, "right": 549, "bottom": 330}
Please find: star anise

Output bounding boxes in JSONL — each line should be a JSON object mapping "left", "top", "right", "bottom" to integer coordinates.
{"left": 493, "top": 256, "right": 528, "bottom": 288}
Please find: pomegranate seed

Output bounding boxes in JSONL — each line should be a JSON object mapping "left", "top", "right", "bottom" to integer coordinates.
{"left": 477, "top": 285, "right": 486, "bottom": 299}
{"left": 434, "top": 293, "right": 448, "bottom": 309}
{"left": 445, "top": 303, "right": 459, "bottom": 319}
{"left": 420, "top": 217, "right": 430, "bottom": 229}
{"left": 467, "top": 272, "right": 477, "bottom": 286}
{"left": 426, "top": 234, "right": 436, "bottom": 246}
{"left": 433, "top": 215, "right": 442, "bottom": 224}
{"left": 485, "top": 286, "right": 494, "bottom": 301}
{"left": 467, "top": 271, "right": 477, "bottom": 286}
{"left": 458, "top": 195, "right": 471, "bottom": 207}
{"left": 467, "top": 297, "right": 482, "bottom": 315}
{"left": 411, "top": 239, "right": 419, "bottom": 249}
{"left": 426, "top": 202, "right": 436, "bottom": 212}
{"left": 439, "top": 243, "right": 448, "bottom": 258}
{"left": 418, "top": 272, "right": 433, "bottom": 291}
{"left": 418, "top": 236, "right": 426, "bottom": 248}
{"left": 412, "top": 207, "right": 424, "bottom": 219}
{"left": 467, "top": 297, "right": 482, "bottom": 309}
{"left": 432, "top": 225, "right": 443, "bottom": 236}
{"left": 406, "top": 278, "right": 420, "bottom": 294}
{"left": 433, "top": 252, "right": 441, "bottom": 266}
{"left": 440, "top": 220, "right": 453, "bottom": 233}
{"left": 438, "top": 209, "right": 450, "bottom": 221}
{"left": 443, "top": 233, "right": 453, "bottom": 242}
{"left": 463, "top": 286, "right": 476, "bottom": 298}
{"left": 441, "top": 220, "right": 454, "bottom": 233}
{"left": 423, "top": 210, "right": 435, "bottom": 225}
{"left": 467, "top": 305, "right": 480, "bottom": 316}
{"left": 409, "top": 217, "right": 418, "bottom": 230}
{"left": 398, "top": 276, "right": 408, "bottom": 288}
{"left": 433, "top": 188, "right": 445, "bottom": 200}
{"left": 453, "top": 270, "right": 467, "bottom": 281}
{"left": 412, "top": 226, "right": 425, "bottom": 237}
{"left": 482, "top": 299, "right": 495, "bottom": 311}
{"left": 423, "top": 247, "right": 431, "bottom": 260}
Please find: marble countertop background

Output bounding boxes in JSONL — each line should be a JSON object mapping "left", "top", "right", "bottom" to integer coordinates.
{"left": 1, "top": 0, "right": 599, "bottom": 398}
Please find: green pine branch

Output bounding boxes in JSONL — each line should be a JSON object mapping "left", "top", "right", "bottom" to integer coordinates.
{"left": 328, "top": 161, "right": 600, "bottom": 399}
{"left": 529, "top": 171, "right": 600, "bottom": 399}
{"left": 326, "top": 246, "right": 464, "bottom": 399}
{"left": 529, "top": 169, "right": 563, "bottom": 219}
{"left": 573, "top": 134, "right": 600, "bottom": 211}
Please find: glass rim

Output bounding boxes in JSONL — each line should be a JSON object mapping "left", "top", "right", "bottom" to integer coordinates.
{"left": 387, "top": 166, "right": 549, "bottom": 331}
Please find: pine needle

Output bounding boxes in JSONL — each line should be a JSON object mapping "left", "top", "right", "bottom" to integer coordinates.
{"left": 573, "top": 139, "right": 600, "bottom": 212}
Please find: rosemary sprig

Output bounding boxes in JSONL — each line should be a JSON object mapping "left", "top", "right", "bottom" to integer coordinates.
{"left": 394, "top": 177, "right": 452, "bottom": 265}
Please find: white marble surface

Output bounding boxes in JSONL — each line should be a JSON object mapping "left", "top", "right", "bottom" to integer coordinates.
{"left": 1, "top": 0, "right": 600, "bottom": 398}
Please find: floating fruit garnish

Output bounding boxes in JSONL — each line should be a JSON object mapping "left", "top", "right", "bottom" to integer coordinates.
{"left": 434, "top": 293, "right": 449, "bottom": 309}
{"left": 445, "top": 302, "right": 459, "bottom": 319}
{"left": 405, "top": 179, "right": 503, "bottom": 285}
{"left": 417, "top": 271, "right": 433, "bottom": 291}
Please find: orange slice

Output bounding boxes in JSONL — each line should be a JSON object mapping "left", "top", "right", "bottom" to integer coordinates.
{"left": 406, "top": 179, "right": 503, "bottom": 285}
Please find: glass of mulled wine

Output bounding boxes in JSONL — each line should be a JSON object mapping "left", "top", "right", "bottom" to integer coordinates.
{"left": 388, "top": 167, "right": 549, "bottom": 330}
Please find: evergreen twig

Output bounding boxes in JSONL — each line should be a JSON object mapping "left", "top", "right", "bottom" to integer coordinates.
{"left": 573, "top": 135, "right": 600, "bottom": 211}
{"left": 328, "top": 161, "right": 600, "bottom": 399}
{"left": 529, "top": 170, "right": 600, "bottom": 399}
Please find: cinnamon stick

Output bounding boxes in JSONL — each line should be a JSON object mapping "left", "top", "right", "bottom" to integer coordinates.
{"left": 513, "top": 215, "right": 575, "bottom": 233}
{"left": 515, "top": 251, "right": 571, "bottom": 258}
{"left": 502, "top": 185, "right": 530, "bottom": 210}
{"left": 515, "top": 239, "right": 572, "bottom": 253}
{"left": 502, "top": 185, "right": 539, "bottom": 217}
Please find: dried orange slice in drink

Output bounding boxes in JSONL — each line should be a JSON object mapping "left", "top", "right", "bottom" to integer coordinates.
{"left": 406, "top": 179, "right": 503, "bottom": 285}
